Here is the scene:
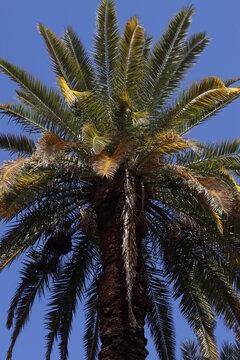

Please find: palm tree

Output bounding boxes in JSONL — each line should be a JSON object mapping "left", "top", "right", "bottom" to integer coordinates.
{"left": 0, "top": 1, "right": 240, "bottom": 359}
{"left": 181, "top": 340, "right": 240, "bottom": 360}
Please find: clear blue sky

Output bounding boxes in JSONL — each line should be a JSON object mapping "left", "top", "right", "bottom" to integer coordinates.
{"left": 0, "top": 0, "right": 240, "bottom": 359}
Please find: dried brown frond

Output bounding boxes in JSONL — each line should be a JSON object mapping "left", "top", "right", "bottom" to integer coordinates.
{"left": 36, "top": 133, "right": 71, "bottom": 161}
{"left": 93, "top": 143, "right": 128, "bottom": 179}
{"left": 198, "top": 177, "right": 234, "bottom": 214}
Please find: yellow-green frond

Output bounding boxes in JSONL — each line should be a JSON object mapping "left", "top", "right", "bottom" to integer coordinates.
{"left": 82, "top": 124, "right": 110, "bottom": 155}
{"left": 58, "top": 77, "right": 90, "bottom": 106}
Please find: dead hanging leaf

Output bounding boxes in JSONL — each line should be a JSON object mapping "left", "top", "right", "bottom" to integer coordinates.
{"left": 198, "top": 177, "right": 234, "bottom": 215}
{"left": 93, "top": 143, "right": 128, "bottom": 179}
{"left": 36, "top": 133, "right": 71, "bottom": 161}
{"left": 58, "top": 77, "right": 90, "bottom": 106}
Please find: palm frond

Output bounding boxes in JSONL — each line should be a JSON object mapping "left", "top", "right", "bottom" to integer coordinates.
{"left": 146, "top": 6, "right": 194, "bottom": 110}
{"left": 224, "top": 77, "right": 240, "bottom": 87}
{"left": 0, "top": 157, "right": 28, "bottom": 195}
{"left": 84, "top": 279, "right": 100, "bottom": 360}
{"left": 181, "top": 139, "right": 240, "bottom": 172}
{"left": 45, "top": 238, "right": 94, "bottom": 360}
{"left": 94, "top": 0, "right": 119, "bottom": 99}
{"left": 163, "top": 77, "right": 240, "bottom": 134}
{"left": 0, "top": 103, "right": 57, "bottom": 134}
{"left": 38, "top": 23, "right": 86, "bottom": 91}
{"left": 144, "top": 259, "right": 175, "bottom": 360}
{"left": 82, "top": 123, "right": 110, "bottom": 155}
{"left": 63, "top": 26, "right": 94, "bottom": 90}
{"left": 36, "top": 133, "right": 71, "bottom": 162}
{"left": 114, "top": 16, "right": 146, "bottom": 104}
{"left": 0, "top": 133, "right": 36, "bottom": 156}
{"left": 181, "top": 340, "right": 202, "bottom": 360}
{"left": 0, "top": 59, "right": 77, "bottom": 139}
{"left": 220, "top": 342, "right": 240, "bottom": 360}
{"left": 58, "top": 77, "right": 91, "bottom": 106}
{"left": 171, "top": 265, "right": 217, "bottom": 359}
{"left": 6, "top": 253, "right": 49, "bottom": 360}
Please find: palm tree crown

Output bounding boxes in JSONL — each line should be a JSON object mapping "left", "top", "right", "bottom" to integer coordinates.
{"left": 0, "top": 1, "right": 240, "bottom": 359}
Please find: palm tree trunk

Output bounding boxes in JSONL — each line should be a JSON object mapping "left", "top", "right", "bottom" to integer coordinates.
{"left": 95, "top": 176, "right": 148, "bottom": 360}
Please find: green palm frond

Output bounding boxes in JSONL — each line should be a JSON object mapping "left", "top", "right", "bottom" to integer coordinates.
{"left": 146, "top": 6, "right": 194, "bottom": 110}
{"left": 178, "top": 139, "right": 240, "bottom": 172}
{"left": 0, "top": 59, "right": 78, "bottom": 139}
{"left": 94, "top": 0, "right": 119, "bottom": 99}
{"left": 45, "top": 238, "right": 95, "bottom": 360}
{"left": 0, "top": 103, "right": 56, "bottom": 134}
{"left": 162, "top": 77, "right": 240, "bottom": 134}
{"left": 199, "top": 260, "right": 240, "bottom": 341}
{"left": 38, "top": 23, "right": 86, "bottom": 91}
{"left": 0, "top": 133, "right": 36, "bottom": 156}
{"left": 114, "top": 16, "right": 146, "bottom": 104}
{"left": 172, "top": 268, "right": 217, "bottom": 359}
{"left": 144, "top": 260, "right": 175, "bottom": 360}
{"left": 63, "top": 26, "right": 94, "bottom": 90}
{"left": 172, "top": 32, "right": 210, "bottom": 86}
{"left": 84, "top": 279, "right": 100, "bottom": 360}
{"left": 6, "top": 252, "right": 49, "bottom": 360}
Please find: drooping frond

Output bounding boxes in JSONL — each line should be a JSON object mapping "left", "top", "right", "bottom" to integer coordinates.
{"left": 45, "top": 238, "right": 95, "bottom": 360}
{"left": 93, "top": 143, "right": 128, "bottom": 179}
{"left": 94, "top": 0, "right": 119, "bottom": 98}
{"left": 146, "top": 6, "right": 194, "bottom": 110}
{"left": 144, "top": 259, "right": 175, "bottom": 360}
{"left": 84, "top": 279, "right": 100, "bottom": 360}
{"left": 6, "top": 253, "right": 49, "bottom": 360}
{"left": 0, "top": 133, "right": 36, "bottom": 156}
{"left": 163, "top": 77, "right": 240, "bottom": 134}
{"left": 63, "top": 26, "right": 94, "bottom": 90}
{"left": 171, "top": 262, "right": 218, "bottom": 359}
{"left": 163, "top": 164, "right": 227, "bottom": 232}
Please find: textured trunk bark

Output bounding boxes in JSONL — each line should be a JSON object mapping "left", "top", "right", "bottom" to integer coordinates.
{"left": 95, "top": 176, "right": 148, "bottom": 360}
